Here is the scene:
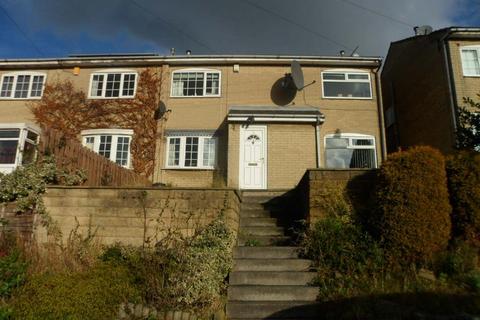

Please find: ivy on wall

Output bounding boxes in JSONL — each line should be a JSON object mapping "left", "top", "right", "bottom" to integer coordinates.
{"left": 30, "top": 68, "right": 163, "bottom": 177}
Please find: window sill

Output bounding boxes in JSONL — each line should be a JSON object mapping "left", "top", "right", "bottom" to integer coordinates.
{"left": 0, "top": 97, "right": 42, "bottom": 100}
{"left": 87, "top": 96, "right": 136, "bottom": 100}
{"left": 462, "top": 74, "right": 480, "bottom": 78}
{"left": 322, "top": 96, "right": 373, "bottom": 100}
{"left": 169, "top": 95, "right": 221, "bottom": 99}
{"left": 163, "top": 167, "right": 215, "bottom": 171}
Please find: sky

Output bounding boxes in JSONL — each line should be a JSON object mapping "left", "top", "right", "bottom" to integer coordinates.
{"left": 0, "top": 0, "right": 479, "bottom": 59}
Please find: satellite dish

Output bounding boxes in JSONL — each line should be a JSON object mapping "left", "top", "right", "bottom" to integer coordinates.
{"left": 291, "top": 60, "right": 304, "bottom": 91}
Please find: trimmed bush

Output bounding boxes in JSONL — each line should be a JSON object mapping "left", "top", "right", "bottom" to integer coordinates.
{"left": 10, "top": 263, "right": 139, "bottom": 320}
{"left": 446, "top": 151, "right": 480, "bottom": 247}
{"left": 372, "top": 146, "right": 451, "bottom": 266}
{"left": 304, "top": 216, "right": 385, "bottom": 299}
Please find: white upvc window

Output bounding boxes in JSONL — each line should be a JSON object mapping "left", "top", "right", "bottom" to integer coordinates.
{"left": 0, "top": 123, "right": 40, "bottom": 174}
{"left": 81, "top": 129, "right": 133, "bottom": 168}
{"left": 325, "top": 133, "right": 377, "bottom": 169}
{"left": 0, "top": 72, "right": 46, "bottom": 99}
{"left": 321, "top": 70, "right": 372, "bottom": 99}
{"left": 171, "top": 69, "right": 221, "bottom": 97}
{"left": 165, "top": 133, "right": 217, "bottom": 169}
{"left": 88, "top": 70, "right": 137, "bottom": 98}
{"left": 460, "top": 46, "right": 480, "bottom": 76}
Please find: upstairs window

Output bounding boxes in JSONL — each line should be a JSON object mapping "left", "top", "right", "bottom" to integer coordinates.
{"left": 81, "top": 129, "right": 133, "bottom": 168}
{"left": 461, "top": 46, "right": 480, "bottom": 76}
{"left": 0, "top": 72, "right": 46, "bottom": 99}
{"left": 171, "top": 69, "right": 221, "bottom": 97}
{"left": 322, "top": 71, "right": 372, "bottom": 99}
{"left": 166, "top": 132, "right": 217, "bottom": 169}
{"left": 89, "top": 71, "right": 137, "bottom": 98}
{"left": 325, "top": 134, "right": 377, "bottom": 169}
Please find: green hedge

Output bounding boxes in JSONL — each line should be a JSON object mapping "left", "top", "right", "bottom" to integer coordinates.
{"left": 446, "top": 151, "right": 480, "bottom": 248}
{"left": 373, "top": 146, "right": 451, "bottom": 266}
{"left": 10, "top": 263, "right": 139, "bottom": 320}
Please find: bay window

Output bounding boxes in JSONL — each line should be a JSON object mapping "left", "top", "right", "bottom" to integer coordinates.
{"left": 166, "top": 133, "right": 217, "bottom": 169}
{"left": 0, "top": 124, "right": 40, "bottom": 174}
{"left": 325, "top": 134, "right": 376, "bottom": 169}
{"left": 81, "top": 129, "right": 133, "bottom": 168}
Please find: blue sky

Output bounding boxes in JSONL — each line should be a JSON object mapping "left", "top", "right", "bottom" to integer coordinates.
{"left": 0, "top": 0, "right": 478, "bottom": 59}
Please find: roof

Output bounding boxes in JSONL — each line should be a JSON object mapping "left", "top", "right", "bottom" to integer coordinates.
{"left": 0, "top": 54, "right": 382, "bottom": 69}
{"left": 390, "top": 26, "right": 480, "bottom": 47}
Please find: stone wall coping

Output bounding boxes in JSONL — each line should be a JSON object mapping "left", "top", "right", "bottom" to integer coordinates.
{"left": 306, "top": 168, "right": 378, "bottom": 172}
{"left": 46, "top": 185, "right": 242, "bottom": 201}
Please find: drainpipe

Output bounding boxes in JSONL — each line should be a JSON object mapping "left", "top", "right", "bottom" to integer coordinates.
{"left": 315, "top": 119, "right": 321, "bottom": 168}
{"left": 374, "top": 65, "right": 387, "bottom": 161}
{"left": 440, "top": 30, "right": 459, "bottom": 148}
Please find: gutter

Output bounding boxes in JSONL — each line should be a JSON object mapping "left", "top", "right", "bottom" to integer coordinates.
{"left": 0, "top": 55, "right": 382, "bottom": 69}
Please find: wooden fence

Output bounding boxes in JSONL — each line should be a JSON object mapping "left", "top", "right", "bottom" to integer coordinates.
{"left": 39, "top": 128, "right": 151, "bottom": 187}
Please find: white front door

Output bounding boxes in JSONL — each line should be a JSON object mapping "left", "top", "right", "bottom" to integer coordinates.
{"left": 240, "top": 125, "right": 267, "bottom": 189}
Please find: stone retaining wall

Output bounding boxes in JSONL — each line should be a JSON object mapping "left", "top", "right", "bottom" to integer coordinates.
{"left": 298, "top": 169, "right": 377, "bottom": 224}
{"left": 36, "top": 186, "right": 241, "bottom": 246}
{"left": 0, "top": 203, "right": 35, "bottom": 239}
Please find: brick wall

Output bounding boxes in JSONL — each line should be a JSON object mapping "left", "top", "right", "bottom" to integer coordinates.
{"left": 298, "top": 169, "right": 377, "bottom": 224}
{"left": 36, "top": 186, "right": 241, "bottom": 246}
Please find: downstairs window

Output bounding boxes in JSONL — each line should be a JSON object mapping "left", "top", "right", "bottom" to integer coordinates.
{"left": 325, "top": 134, "right": 377, "bottom": 169}
{"left": 81, "top": 129, "right": 133, "bottom": 168}
{"left": 166, "top": 133, "right": 217, "bottom": 169}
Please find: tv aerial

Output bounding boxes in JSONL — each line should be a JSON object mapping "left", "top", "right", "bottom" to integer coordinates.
{"left": 283, "top": 60, "right": 315, "bottom": 91}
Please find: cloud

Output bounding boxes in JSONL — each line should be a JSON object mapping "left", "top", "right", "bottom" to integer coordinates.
{"left": 2, "top": 0, "right": 470, "bottom": 57}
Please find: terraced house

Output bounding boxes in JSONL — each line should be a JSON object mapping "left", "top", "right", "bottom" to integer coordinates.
{"left": 0, "top": 53, "right": 385, "bottom": 189}
{"left": 382, "top": 27, "right": 480, "bottom": 154}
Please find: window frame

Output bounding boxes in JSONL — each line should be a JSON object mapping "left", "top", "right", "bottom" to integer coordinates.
{"left": 0, "top": 72, "right": 47, "bottom": 100}
{"left": 165, "top": 134, "right": 217, "bottom": 170}
{"left": 321, "top": 69, "right": 373, "bottom": 100}
{"left": 170, "top": 68, "right": 221, "bottom": 98}
{"left": 87, "top": 69, "right": 138, "bottom": 99}
{"left": 324, "top": 133, "right": 377, "bottom": 169}
{"left": 80, "top": 129, "right": 134, "bottom": 168}
{"left": 460, "top": 46, "right": 480, "bottom": 77}
{"left": 0, "top": 123, "right": 40, "bottom": 173}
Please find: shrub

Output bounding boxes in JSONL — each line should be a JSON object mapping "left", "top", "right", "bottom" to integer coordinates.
{"left": 303, "top": 216, "right": 385, "bottom": 299}
{"left": 446, "top": 151, "right": 480, "bottom": 247}
{"left": 101, "top": 218, "right": 234, "bottom": 314}
{"left": 0, "top": 249, "right": 27, "bottom": 299}
{"left": 372, "top": 146, "right": 451, "bottom": 266}
{"left": 10, "top": 263, "right": 140, "bottom": 320}
{"left": 0, "top": 156, "right": 86, "bottom": 213}
{"left": 435, "top": 240, "right": 478, "bottom": 277}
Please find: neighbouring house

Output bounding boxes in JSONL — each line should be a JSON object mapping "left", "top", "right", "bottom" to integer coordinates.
{"left": 0, "top": 54, "right": 385, "bottom": 189}
{"left": 382, "top": 26, "right": 480, "bottom": 154}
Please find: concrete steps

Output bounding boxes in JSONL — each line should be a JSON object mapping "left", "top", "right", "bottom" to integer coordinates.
{"left": 229, "top": 271, "right": 316, "bottom": 285}
{"left": 227, "top": 301, "right": 319, "bottom": 319}
{"left": 227, "top": 191, "right": 318, "bottom": 319}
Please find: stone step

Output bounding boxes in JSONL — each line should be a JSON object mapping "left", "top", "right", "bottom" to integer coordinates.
{"left": 233, "top": 246, "right": 301, "bottom": 259}
{"left": 227, "top": 301, "right": 319, "bottom": 319}
{"left": 233, "top": 259, "right": 312, "bottom": 272}
{"left": 241, "top": 196, "right": 280, "bottom": 204}
{"left": 229, "top": 271, "right": 316, "bottom": 285}
{"left": 237, "top": 235, "right": 290, "bottom": 246}
{"left": 240, "top": 217, "right": 277, "bottom": 227}
{"left": 239, "top": 209, "right": 271, "bottom": 218}
{"left": 241, "top": 202, "right": 265, "bottom": 210}
{"left": 227, "top": 285, "right": 318, "bottom": 302}
{"left": 242, "top": 190, "right": 289, "bottom": 198}
{"left": 242, "top": 226, "right": 284, "bottom": 236}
